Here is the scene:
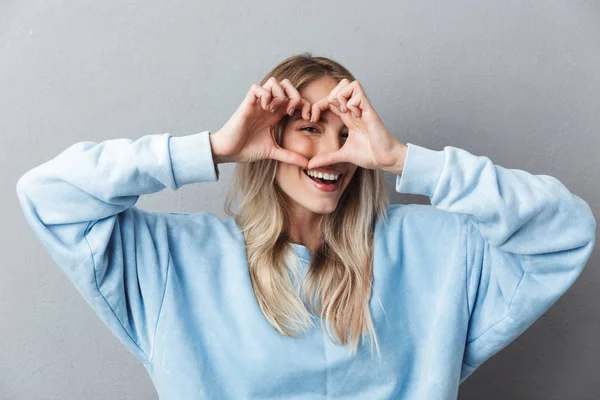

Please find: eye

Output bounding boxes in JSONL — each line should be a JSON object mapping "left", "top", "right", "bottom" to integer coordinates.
{"left": 300, "top": 126, "right": 319, "bottom": 133}
{"left": 300, "top": 126, "right": 349, "bottom": 139}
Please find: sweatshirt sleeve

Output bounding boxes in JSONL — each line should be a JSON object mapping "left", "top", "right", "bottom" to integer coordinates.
{"left": 395, "top": 142, "right": 596, "bottom": 383}
{"left": 15, "top": 130, "right": 220, "bottom": 365}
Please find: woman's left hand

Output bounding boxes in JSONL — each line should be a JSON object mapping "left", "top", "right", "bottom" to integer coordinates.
{"left": 307, "top": 79, "right": 408, "bottom": 173}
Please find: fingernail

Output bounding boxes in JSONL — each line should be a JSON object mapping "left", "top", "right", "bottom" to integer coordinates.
{"left": 338, "top": 105, "right": 343, "bottom": 112}
{"left": 288, "top": 108, "right": 294, "bottom": 116}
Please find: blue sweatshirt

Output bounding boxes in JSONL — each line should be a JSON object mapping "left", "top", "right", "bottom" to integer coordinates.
{"left": 16, "top": 130, "right": 595, "bottom": 399}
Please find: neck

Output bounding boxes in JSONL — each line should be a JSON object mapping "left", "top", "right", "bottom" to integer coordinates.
{"left": 287, "top": 208, "right": 322, "bottom": 253}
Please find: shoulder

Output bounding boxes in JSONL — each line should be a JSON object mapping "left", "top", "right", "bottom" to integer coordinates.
{"left": 128, "top": 209, "right": 241, "bottom": 248}
{"left": 160, "top": 210, "right": 239, "bottom": 237}
{"left": 377, "top": 203, "right": 469, "bottom": 256}
{"left": 382, "top": 203, "right": 467, "bottom": 234}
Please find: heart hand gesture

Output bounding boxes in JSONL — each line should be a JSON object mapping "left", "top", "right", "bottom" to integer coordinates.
{"left": 307, "top": 79, "right": 408, "bottom": 173}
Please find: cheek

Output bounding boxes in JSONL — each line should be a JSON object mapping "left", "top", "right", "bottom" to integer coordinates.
{"left": 347, "top": 167, "right": 358, "bottom": 181}
{"left": 275, "top": 162, "right": 299, "bottom": 185}
{"left": 284, "top": 143, "right": 306, "bottom": 157}
{"left": 282, "top": 130, "right": 309, "bottom": 152}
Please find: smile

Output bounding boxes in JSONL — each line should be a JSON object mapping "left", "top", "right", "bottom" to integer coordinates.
{"left": 302, "top": 169, "right": 343, "bottom": 192}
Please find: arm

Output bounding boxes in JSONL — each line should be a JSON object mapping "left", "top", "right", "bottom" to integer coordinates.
{"left": 16, "top": 130, "right": 219, "bottom": 364}
{"left": 395, "top": 142, "right": 596, "bottom": 382}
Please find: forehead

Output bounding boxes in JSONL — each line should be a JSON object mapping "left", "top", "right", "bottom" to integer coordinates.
{"left": 298, "top": 76, "right": 338, "bottom": 104}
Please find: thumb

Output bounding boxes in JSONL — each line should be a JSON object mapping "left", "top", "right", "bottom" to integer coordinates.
{"left": 269, "top": 146, "right": 309, "bottom": 169}
{"left": 308, "top": 150, "right": 348, "bottom": 170}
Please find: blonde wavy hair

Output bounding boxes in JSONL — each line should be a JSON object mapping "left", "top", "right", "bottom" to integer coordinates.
{"left": 224, "top": 52, "right": 390, "bottom": 356}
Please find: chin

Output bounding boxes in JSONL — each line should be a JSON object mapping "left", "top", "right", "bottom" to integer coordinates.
{"left": 304, "top": 202, "right": 339, "bottom": 215}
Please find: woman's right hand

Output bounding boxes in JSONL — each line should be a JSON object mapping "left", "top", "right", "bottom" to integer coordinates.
{"left": 209, "top": 77, "right": 313, "bottom": 168}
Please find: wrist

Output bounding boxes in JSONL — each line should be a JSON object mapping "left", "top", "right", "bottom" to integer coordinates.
{"left": 209, "top": 131, "right": 234, "bottom": 164}
{"left": 381, "top": 142, "right": 408, "bottom": 175}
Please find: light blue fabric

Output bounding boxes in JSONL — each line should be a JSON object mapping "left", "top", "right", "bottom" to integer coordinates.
{"left": 16, "top": 130, "right": 596, "bottom": 399}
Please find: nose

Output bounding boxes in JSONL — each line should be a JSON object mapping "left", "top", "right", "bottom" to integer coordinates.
{"left": 317, "top": 131, "right": 344, "bottom": 156}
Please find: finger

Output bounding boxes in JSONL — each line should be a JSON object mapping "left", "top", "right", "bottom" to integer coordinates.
{"left": 269, "top": 146, "right": 309, "bottom": 169}
{"left": 270, "top": 83, "right": 288, "bottom": 113}
{"left": 259, "top": 85, "right": 272, "bottom": 112}
{"left": 301, "top": 98, "right": 312, "bottom": 121}
{"left": 263, "top": 77, "right": 287, "bottom": 112}
{"left": 337, "top": 84, "right": 360, "bottom": 116}
{"left": 336, "top": 93, "right": 349, "bottom": 113}
{"left": 342, "top": 81, "right": 372, "bottom": 117}
{"left": 279, "top": 79, "right": 304, "bottom": 115}
{"left": 327, "top": 78, "right": 351, "bottom": 110}
{"left": 311, "top": 78, "right": 353, "bottom": 120}
{"left": 327, "top": 103, "right": 354, "bottom": 127}
{"left": 327, "top": 103, "right": 344, "bottom": 118}
{"left": 310, "top": 96, "right": 332, "bottom": 123}
{"left": 248, "top": 84, "right": 271, "bottom": 111}
{"left": 308, "top": 150, "right": 349, "bottom": 170}
{"left": 346, "top": 96, "right": 361, "bottom": 118}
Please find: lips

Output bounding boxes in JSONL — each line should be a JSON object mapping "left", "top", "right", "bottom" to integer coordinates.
{"left": 302, "top": 169, "right": 343, "bottom": 181}
{"left": 302, "top": 169, "right": 343, "bottom": 192}
{"left": 302, "top": 169, "right": 342, "bottom": 182}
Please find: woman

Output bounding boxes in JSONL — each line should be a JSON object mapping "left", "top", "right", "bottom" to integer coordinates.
{"left": 16, "top": 53, "right": 596, "bottom": 399}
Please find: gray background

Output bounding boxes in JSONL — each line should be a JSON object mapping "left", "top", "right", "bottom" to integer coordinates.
{"left": 2, "top": 1, "right": 599, "bottom": 399}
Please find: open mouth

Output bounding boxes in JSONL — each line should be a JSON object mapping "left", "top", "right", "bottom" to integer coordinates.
{"left": 302, "top": 169, "right": 343, "bottom": 191}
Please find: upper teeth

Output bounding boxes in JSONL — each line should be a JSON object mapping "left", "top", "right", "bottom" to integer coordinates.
{"left": 305, "top": 169, "right": 340, "bottom": 181}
